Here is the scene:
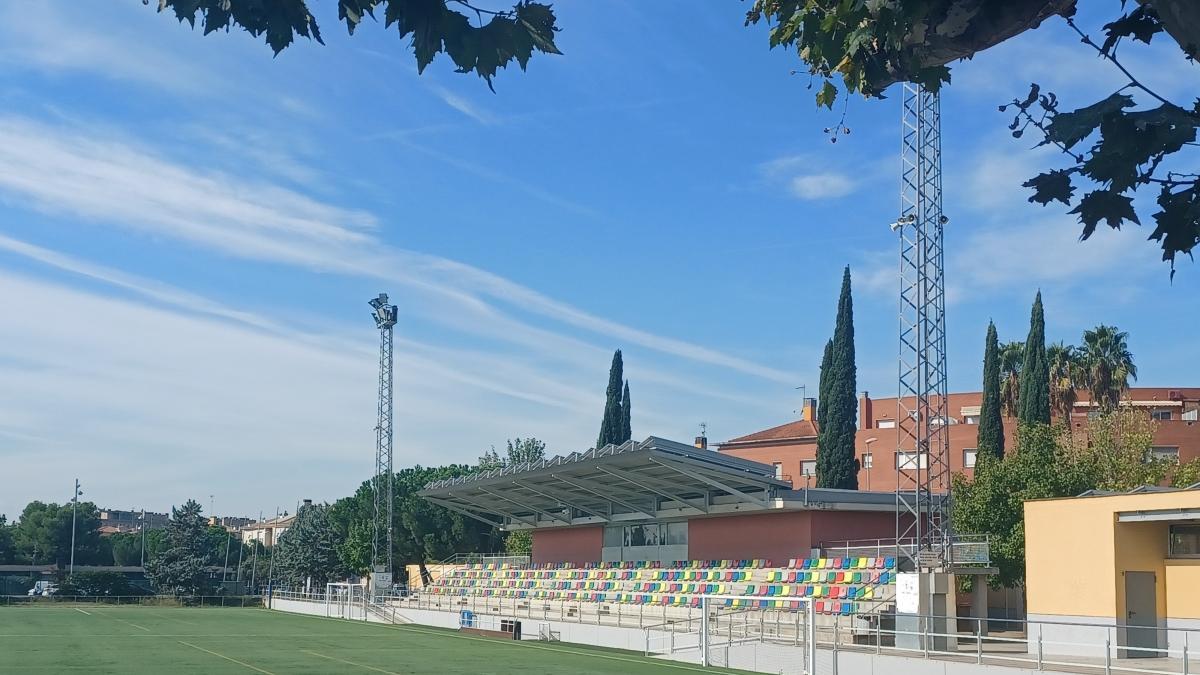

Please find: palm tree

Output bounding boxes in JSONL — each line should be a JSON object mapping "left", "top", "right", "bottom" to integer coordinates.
{"left": 1078, "top": 325, "right": 1137, "bottom": 412}
{"left": 998, "top": 341, "right": 1024, "bottom": 418}
{"left": 1047, "top": 342, "right": 1082, "bottom": 422}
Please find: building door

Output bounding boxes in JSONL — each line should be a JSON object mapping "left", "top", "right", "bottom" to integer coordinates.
{"left": 1123, "top": 571, "right": 1158, "bottom": 658}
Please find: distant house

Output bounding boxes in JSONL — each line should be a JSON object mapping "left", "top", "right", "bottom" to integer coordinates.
{"left": 98, "top": 508, "right": 169, "bottom": 534}
{"left": 239, "top": 512, "right": 295, "bottom": 547}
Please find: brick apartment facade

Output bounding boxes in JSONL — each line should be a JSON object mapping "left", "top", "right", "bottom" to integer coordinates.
{"left": 718, "top": 388, "right": 1200, "bottom": 492}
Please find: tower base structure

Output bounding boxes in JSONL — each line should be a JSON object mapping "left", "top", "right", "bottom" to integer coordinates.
{"left": 895, "top": 571, "right": 958, "bottom": 651}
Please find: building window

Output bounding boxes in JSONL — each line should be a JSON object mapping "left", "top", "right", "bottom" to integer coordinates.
{"left": 1149, "top": 446, "right": 1180, "bottom": 461}
{"left": 773, "top": 462, "right": 784, "bottom": 479}
{"left": 1184, "top": 409, "right": 1199, "bottom": 421}
{"left": 878, "top": 419, "right": 896, "bottom": 429}
{"left": 964, "top": 415, "right": 980, "bottom": 425}
{"left": 1151, "top": 410, "right": 1173, "bottom": 421}
{"left": 800, "top": 460, "right": 816, "bottom": 477}
{"left": 896, "top": 452, "right": 928, "bottom": 470}
{"left": 665, "top": 522, "right": 688, "bottom": 546}
{"left": 930, "top": 416, "right": 955, "bottom": 427}
{"left": 963, "top": 448, "right": 978, "bottom": 469}
{"left": 861, "top": 453, "right": 873, "bottom": 469}
{"left": 1170, "top": 524, "right": 1200, "bottom": 557}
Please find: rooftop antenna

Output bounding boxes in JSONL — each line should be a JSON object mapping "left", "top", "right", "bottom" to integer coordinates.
{"left": 794, "top": 385, "right": 807, "bottom": 417}
{"left": 368, "top": 292, "right": 398, "bottom": 588}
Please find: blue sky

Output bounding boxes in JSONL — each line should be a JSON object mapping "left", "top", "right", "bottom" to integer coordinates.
{"left": 0, "top": 2, "right": 1196, "bottom": 519}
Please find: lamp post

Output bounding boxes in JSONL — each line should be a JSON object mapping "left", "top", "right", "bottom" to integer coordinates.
{"left": 69, "top": 479, "right": 82, "bottom": 577}
{"left": 863, "top": 438, "right": 878, "bottom": 491}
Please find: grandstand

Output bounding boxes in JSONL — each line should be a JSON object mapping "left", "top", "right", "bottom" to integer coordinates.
{"left": 420, "top": 557, "right": 896, "bottom": 616}
{"left": 411, "top": 435, "right": 916, "bottom": 637}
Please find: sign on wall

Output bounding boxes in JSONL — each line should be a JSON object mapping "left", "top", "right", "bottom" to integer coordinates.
{"left": 896, "top": 572, "right": 920, "bottom": 614}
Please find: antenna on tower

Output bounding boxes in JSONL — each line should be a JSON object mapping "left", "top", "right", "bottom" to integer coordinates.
{"left": 368, "top": 292, "right": 398, "bottom": 591}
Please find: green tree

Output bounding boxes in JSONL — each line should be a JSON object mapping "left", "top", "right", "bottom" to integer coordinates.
{"left": 145, "top": 500, "right": 212, "bottom": 596}
{"left": 746, "top": 1, "right": 1200, "bottom": 270}
{"left": 504, "top": 529, "right": 532, "bottom": 556}
{"left": 621, "top": 381, "right": 632, "bottom": 442}
{"left": 1047, "top": 341, "right": 1082, "bottom": 422}
{"left": 108, "top": 532, "right": 144, "bottom": 567}
{"left": 154, "top": 1, "right": 561, "bottom": 89}
{"left": 1069, "top": 408, "right": 1168, "bottom": 490}
{"left": 476, "top": 446, "right": 504, "bottom": 471}
{"left": 58, "top": 571, "right": 139, "bottom": 597}
{"left": 1079, "top": 325, "right": 1138, "bottom": 411}
{"left": 999, "top": 341, "right": 1025, "bottom": 418}
{"left": 1019, "top": 292, "right": 1051, "bottom": 426}
{"left": 273, "top": 502, "right": 347, "bottom": 589}
{"left": 978, "top": 321, "right": 1005, "bottom": 460}
{"left": 1173, "top": 459, "right": 1200, "bottom": 488}
{"left": 0, "top": 516, "right": 13, "bottom": 564}
{"left": 504, "top": 438, "right": 547, "bottom": 466}
{"left": 952, "top": 423, "right": 1094, "bottom": 587}
{"left": 12, "top": 501, "right": 104, "bottom": 566}
{"left": 597, "top": 350, "right": 626, "bottom": 448}
{"left": 816, "top": 267, "right": 858, "bottom": 489}
{"left": 817, "top": 339, "right": 833, "bottom": 426}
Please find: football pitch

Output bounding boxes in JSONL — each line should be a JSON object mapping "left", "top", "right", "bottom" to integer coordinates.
{"left": 0, "top": 605, "right": 747, "bottom": 674}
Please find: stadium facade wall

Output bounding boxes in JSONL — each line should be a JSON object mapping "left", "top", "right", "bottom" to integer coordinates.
{"left": 532, "top": 525, "right": 604, "bottom": 565}
{"left": 531, "top": 509, "right": 896, "bottom": 565}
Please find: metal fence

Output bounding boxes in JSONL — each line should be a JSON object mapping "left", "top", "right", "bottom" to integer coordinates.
{"left": 0, "top": 595, "right": 263, "bottom": 608}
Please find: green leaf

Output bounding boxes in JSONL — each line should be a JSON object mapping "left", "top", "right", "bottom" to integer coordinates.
{"left": 1023, "top": 170, "right": 1075, "bottom": 206}
{"left": 816, "top": 80, "right": 838, "bottom": 109}
{"left": 1149, "top": 183, "right": 1200, "bottom": 270}
{"left": 1045, "top": 93, "right": 1135, "bottom": 150}
{"left": 1101, "top": 6, "right": 1163, "bottom": 54}
{"left": 1069, "top": 190, "right": 1140, "bottom": 239}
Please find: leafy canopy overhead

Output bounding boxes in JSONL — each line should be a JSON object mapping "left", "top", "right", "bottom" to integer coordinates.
{"left": 747, "top": 0, "right": 1200, "bottom": 272}
{"left": 154, "top": 0, "right": 561, "bottom": 89}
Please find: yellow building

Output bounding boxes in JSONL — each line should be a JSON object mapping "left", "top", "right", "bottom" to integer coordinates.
{"left": 1024, "top": 485, "right": 1200, "bottom": 658}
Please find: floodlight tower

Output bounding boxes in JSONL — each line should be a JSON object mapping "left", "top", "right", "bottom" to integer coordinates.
{"left": 369, "top": 293, "right": 398, "bottom": 586}
{"left": 893, "top": 83, "right": 953, "bottom": 572}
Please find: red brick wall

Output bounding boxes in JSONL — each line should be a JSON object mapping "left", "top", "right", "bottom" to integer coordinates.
{"left": 531, "top": 526, "right": 602, "bottom": 565}
{"left": 688, "top": 512, "right": 812, "bottom": 563}
{"left": 688, "top": 511, "right": 896, "bottom": 562}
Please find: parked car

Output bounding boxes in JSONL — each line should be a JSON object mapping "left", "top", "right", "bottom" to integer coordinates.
{"left": 26, "top": 581, "right": 57, "bottom": 597}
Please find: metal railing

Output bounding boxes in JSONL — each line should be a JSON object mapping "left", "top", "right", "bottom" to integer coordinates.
{"left": 821, "top": 535, "right": 991, "bottom": 567}
{"left": 438, "top": 553, "right": 532, "bottom": 567}
{"left": 1, "top": 595, "right": 263, "bottom": 608}
{"left": 830, "top": 612, "right": 1200, "bottom": 675}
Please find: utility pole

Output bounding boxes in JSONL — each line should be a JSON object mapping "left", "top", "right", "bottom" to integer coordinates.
{"left": 69, "top": 479, "right": 81, "bottom": 576}
{"left": 249, "top": 510, "right": 262, "bottom": 592}
{"left": 368, "top": 293, "right": 398, "bottom": 591}
{"left": 139, "top": 509, "right": 146, "bottom": 567}
{"left": 222, "top": 530, "right": 232, "bottom": 583}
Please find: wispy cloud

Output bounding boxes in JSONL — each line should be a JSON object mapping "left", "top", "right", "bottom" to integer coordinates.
{"left": 428, "top": 84, "right": 498, "bottom": 125}
{"left": 756, "top": 154, "right": 864, "bottom": 201}
{"left": 0, "top": 3, "right": 219, "bottom": 95}
{"left": 0, "top": 115, "right": 791, "bottom": 384}
{"left": 788, "top": 172, "right": 855, "bottom": 200}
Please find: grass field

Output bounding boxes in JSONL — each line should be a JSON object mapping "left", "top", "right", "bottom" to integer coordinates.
{"left": 0, "top": 605, "right": 746, "bottom": 674}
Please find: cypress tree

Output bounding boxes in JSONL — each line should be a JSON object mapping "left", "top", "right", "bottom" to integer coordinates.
{"left": 597, "top": 350, "right": 624, "bottom": 448}
{"left": 816, "top": 267, "right": 859, "bottom": 489}
{"left": 1019, "top": 292, "right": 1051, "bottom": 425}
{"left": 620, "top": 381, "right": 632, "bottom": 443}
{"left": 816, "top": 339, "right": 832, "bottom": 425}
{"left": 978, "top": 321, "right": 1005, "bottom": 459}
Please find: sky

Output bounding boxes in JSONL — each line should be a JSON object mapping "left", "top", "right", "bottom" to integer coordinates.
{"left": 0, "top": 2, "right": 1196, "bottom": 520}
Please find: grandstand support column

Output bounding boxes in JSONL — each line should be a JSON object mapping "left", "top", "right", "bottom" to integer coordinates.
{"left": 699, "top": 596, "right": 709, "bottom": 666}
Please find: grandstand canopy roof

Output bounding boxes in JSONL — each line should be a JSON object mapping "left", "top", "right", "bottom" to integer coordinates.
{"left": 419, "top": 437, "right": 796, "bottom": 530}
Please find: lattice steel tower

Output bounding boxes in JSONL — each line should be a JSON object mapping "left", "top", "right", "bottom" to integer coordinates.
{"left": 369, "top": 293, "right": 398, "bottom": 580}
{"left": 894, "top": 84, "right": 953, "bottom": 571}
